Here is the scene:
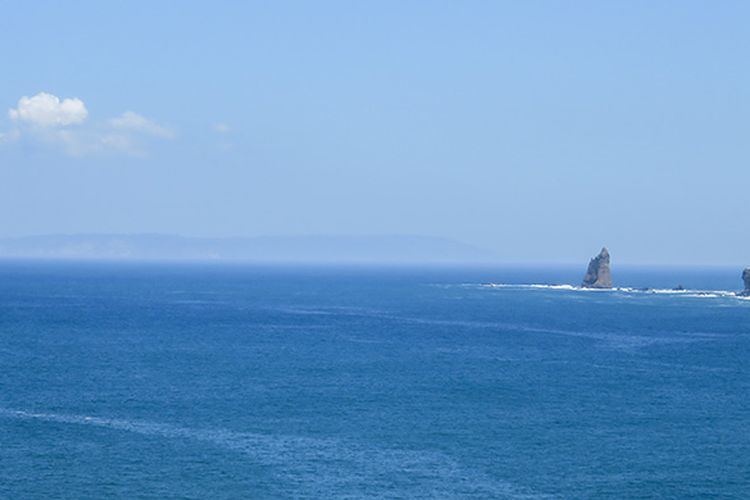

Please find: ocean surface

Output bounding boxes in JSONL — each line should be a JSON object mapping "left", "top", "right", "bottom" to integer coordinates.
{"left": 1, "top": 262, "right": 749, "bottom": 499}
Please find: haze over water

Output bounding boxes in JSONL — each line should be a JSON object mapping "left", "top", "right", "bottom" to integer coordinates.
{"left": 1, "top": 262, "right": 748, "bottom": 498}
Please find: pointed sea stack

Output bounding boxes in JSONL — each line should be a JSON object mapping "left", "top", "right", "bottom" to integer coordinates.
{"left": 582, "top": 247, "right": 612, "bottom": 288}
{"left": 739, "top": 268, "right": 750, "bottom": 296}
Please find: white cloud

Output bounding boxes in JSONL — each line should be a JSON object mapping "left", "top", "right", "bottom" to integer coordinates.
{"left": 2, "top": 92, "right": 174, "bottom": 157}
{"left": 8, "top": 92, "right": 88, "bottom": 127}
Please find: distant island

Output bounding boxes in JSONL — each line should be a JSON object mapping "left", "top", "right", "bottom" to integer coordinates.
{"left": 579, "top": 247, "right": 750, "bottom": 297}
{"left": 0, "top": 234, "right": 496, "bottom": 264}
{"left": 581, "top": 247, "right": 612, "bottom": 288}
{"left": 740, "top": 268, "right": 750, "bottom": 296}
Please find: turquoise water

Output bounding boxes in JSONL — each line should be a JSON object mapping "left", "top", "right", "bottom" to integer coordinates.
{"left": 1, "top": 262, "right": 749, "bottom": 498}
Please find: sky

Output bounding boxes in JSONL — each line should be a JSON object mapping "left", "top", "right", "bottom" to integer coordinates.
{"left": 0, "top": 1, "right": 748, "bottom": 265}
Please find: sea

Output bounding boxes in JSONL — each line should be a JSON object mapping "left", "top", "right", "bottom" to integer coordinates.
{"left": 1, "top": 261, "right": 749, "bottom": 499}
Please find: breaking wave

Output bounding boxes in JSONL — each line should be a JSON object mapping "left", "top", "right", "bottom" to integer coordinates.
{"left": 481, "top": 283, "right": 747, "bottom": 300}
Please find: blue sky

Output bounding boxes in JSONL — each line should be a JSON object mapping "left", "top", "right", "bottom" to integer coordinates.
{"left": 1, "top": 1, "right": 748, "bottom": 264}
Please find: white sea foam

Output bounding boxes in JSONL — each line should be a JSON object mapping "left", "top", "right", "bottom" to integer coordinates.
{"left": 481, "top": 283, "right": 747, "bottom": 301}
{"left": 482, "top": 283, "right": 611, "bottom": 292}
{"left": 0, "top": 407, "right": 550, "bottom": 499}
{"left": 483, "top": 283, "right": 577, "bottom": 290}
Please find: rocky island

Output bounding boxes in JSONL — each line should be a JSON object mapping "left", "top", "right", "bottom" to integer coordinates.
{"left": 739, "top": 268, "right": 750, "bottom": 296}
{"left": 582, "top": 247, "right": 612, "bottom": 288}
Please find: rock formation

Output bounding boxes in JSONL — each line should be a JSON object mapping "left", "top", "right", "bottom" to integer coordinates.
{"left": 739, "top": 268, "right": 750, "bottom": 296}
{"left": 582, "top": 247, "right": 612, "bottom": 288}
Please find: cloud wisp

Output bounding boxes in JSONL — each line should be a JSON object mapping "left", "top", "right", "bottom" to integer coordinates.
{"left": 110, "top": 111, "right": 176, "bottom": 139}
{"left": 3, "top": 92, "right": 175, "bottom": 156}
{"left": 212, "top": 122, "right": 231, "bottom": 134}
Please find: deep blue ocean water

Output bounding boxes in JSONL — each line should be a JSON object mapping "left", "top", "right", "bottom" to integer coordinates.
{"left": 1, "top": 262, "right": 749, "bottom": 499}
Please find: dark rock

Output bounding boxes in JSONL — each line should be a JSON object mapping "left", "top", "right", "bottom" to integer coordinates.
{"left": 739, "top": 268, "right": 750, "bottom": 296}
{"left": 581, "top": 247, "right": 612, "bottom": 288}
{"left": 673, "top": 285, "right": 685, "bottom": 291}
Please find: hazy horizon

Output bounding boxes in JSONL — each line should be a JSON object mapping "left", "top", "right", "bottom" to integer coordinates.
{"left": 0, "top": 232, "right": 747, "bottom": 267}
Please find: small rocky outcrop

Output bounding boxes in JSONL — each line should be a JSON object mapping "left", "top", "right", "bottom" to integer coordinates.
{"left": 582, "top": 247, "right": 612, "bottom": 288}
{"left": 739, "top": 268, "right": 750, "bottom": 296}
